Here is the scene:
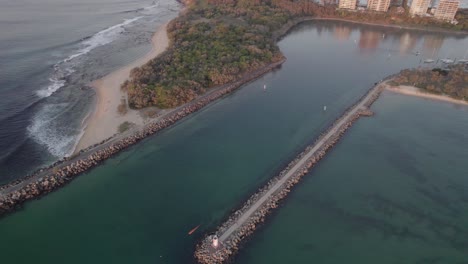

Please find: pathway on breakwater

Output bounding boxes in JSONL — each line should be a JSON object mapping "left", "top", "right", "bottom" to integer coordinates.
{"left": 195, "top": 81, "right": 387, "bottom": 264}
{"left": 220, "top": 86, "right": 377, "bottom": 242}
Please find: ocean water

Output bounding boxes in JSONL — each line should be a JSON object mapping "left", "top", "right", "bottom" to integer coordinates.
{"left": 0, "top": 21, "right": 466, "bottom": 263}
{"left": 0, "top": 0, "right": 180, "bottom": 182}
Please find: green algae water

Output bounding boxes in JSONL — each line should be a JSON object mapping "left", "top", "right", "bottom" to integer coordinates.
{"left": 0, "top": 21, "right": 467, "bottom": 263}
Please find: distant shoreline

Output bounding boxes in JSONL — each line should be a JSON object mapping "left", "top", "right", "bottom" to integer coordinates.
{"left": 312, "top": 17, "right": 468, "bottom": 35}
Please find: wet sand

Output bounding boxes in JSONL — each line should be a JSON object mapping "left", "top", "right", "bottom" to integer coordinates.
{"left": 74, "top": 23, "right": 169, "bottom": 153}
{"left": 386, "top": 85, "right": 468, "bottom": 106}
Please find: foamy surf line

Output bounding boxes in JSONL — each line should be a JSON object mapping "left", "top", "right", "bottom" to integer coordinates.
{"left": 36, "top": 16, "right": 143, "bottom": 98}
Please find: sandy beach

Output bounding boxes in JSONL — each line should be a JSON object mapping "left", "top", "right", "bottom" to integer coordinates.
{"left": 74, "top": 23, "right": 169, "bottom": 152}
{"left": 386, "top": 85, "right": 468, "bottom": 106}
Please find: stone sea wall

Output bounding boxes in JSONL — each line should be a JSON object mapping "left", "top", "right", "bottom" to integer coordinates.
{"left": 194, "top": 83, "right": 386, "bottom": 264}
{"left": 0, "top": 59, "right": 286, "bottom": 218}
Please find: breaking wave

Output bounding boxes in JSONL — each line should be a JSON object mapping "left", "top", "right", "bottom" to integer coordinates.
{"left": 36, "top": 16, "right": 142, "bottom": 98}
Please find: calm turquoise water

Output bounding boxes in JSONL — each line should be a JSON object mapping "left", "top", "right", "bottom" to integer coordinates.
{"left": 0, "top": 21, "right": 467, "bottom": 263}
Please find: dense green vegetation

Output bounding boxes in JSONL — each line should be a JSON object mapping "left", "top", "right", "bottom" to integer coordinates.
{"left": 393, "top": 64, "right": 468, "bottom": 100}
{"left": 123, "top": 0, "right": 467, "bottom": 109}
{"left": 455, "top": 9, "right": 468, "bottom": 31}
{"left": 124, "top": 1, "right": 283, "bottom": 108}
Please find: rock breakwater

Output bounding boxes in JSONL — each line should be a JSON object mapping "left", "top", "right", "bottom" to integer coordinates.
{"left": 0, "top": 59, "right": 286, "bottom": 218}
{"left": 194, "top": 82, "right": 386, "bottom": 264}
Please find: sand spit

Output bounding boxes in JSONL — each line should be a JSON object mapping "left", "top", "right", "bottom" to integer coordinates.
{"left": 386, "top": 85, "right": 468, "bottom": 106}
{"left": 75, "top": 23, "right": 170, "bottom": 152}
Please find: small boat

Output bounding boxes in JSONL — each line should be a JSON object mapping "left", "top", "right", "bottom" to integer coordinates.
{"left": 323, "top": 105, "right": 327, "bottom": 111}
{"left": 423, "top": 59, "right": 435, "bottom": 63}
{"left": 441, "top": 58, "right": 454, "bottom": 64}
{"left": 188, "top": 225, "right": 200, "bottom": 235}
{"left": 263, "top": 84, "right": 266, "bottom": 90}
{"left": 415, "top": 51, "right": 420, "bottom": 56}
{"left": 458, "top": 59, "right": 468, "bottom": 63}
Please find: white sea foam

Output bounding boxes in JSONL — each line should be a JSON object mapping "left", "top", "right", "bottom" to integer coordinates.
{"left": 27, "top": 103, "right": 76, "bottom": 157}
{"left": 65, "top": 16, "right": 143, "bottom": 62}
{"left": 143, "top": 2, "right": 160, "bottom": 10}
{"left": 36, "top": 16, "right": 142, "bottom": 98}
{"left": 36, "top": 77, "right": 66, "bottom": 98}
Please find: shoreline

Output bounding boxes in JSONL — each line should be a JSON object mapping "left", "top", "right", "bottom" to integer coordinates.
{"left": 386, "top": 84, "right": 468, "bottom": 106}
{"left": 314, "top": 17, "right": 468, "bottom": 35}
{"left": 0, "top": 58, "right": 286, "bottom": 218}
{"left": 74, "top": 22, "right": 170, "bottom": 153}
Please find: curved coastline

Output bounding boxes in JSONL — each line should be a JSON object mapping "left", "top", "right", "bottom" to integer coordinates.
{"left": 0, "top": 58, "right": 286, "bottom": 218}
{"left": 1, "top": 13, "right": 466, "bottom": 218}
{"left": 74, "top": 22, "right": 170, "bottom": 153}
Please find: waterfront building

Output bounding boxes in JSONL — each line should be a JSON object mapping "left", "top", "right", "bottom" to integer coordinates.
{"left": 367, "top": 0, "right": 391, "bottom": 12}
{"left": 434, "top": 0, "right": 459, "bottom": 21}
{"left": 339, "top": 0, "right": 357, "bottom": 9}
{"left": 409, "top": 0, "right": 430, "bottom": 16}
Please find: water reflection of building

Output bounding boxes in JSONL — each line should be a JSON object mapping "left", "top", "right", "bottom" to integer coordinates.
{"left": 367, "top": 0, "right": 391, "bottom": 12}
{"left": 359, "top": 30, "right": 381, "bottom": 53}
{"left": 399, "top": 32, "right": 418, "bottom": 54}
{"left": 422, "top": 35, "right": 445, "bottom": 58}
{"left": 334, "top": 25, "right": 351, "bottom": 41}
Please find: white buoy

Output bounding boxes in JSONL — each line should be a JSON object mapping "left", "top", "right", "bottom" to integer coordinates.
{"left": 323, "top": 105, "right": 327, "bottom": 111}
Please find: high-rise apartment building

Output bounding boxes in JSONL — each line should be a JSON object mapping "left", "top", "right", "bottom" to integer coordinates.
{"left": 409, "top": 0, "right": 430, "bottom": 16}
{"left": 367, "top": 0, "right": 391, "bottom": 12}
{"left": 339, "top": 0, "right": 357, "bottom": 9}
{"left": 434, "top": 0, "right": 459, "bottom": 21}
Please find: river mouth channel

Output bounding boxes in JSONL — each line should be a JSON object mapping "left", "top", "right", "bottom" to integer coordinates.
{"left": 0, "top": 21, "right": 467, "bottom": 264}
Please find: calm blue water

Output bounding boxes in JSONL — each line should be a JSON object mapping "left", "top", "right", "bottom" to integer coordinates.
{"left": 0, "top": 0, "right": 180, "bottom": 182}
